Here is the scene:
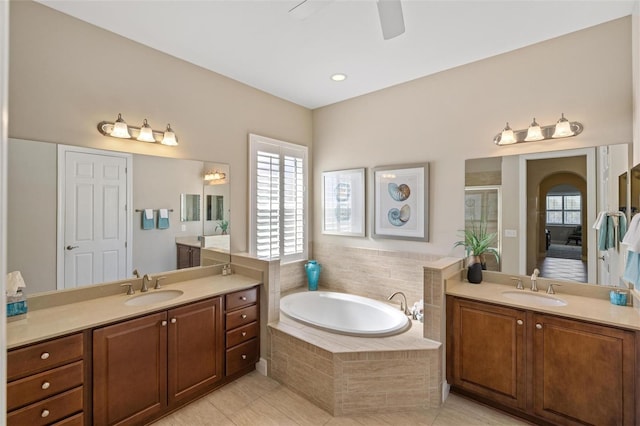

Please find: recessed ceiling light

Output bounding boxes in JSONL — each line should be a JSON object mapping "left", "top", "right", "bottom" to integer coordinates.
{"left": 331, "top": 73, "right": 347, "bottom": 82}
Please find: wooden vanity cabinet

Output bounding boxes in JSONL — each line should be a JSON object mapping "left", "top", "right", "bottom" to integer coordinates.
{"left": 7, "top": 332, "right": 87, "bottom": 426}
{"left": 92, "top": 297, "right": 223, "bottom": 426}
{"left": 447, "top": 296, "right": 637, "bottom": 426}
{"left": 176, "top": 243, "right": 200, "bottom": 269}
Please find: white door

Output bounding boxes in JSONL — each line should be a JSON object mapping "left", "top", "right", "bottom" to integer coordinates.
{"left": 60, "top": 148, "right": 129, "bottom": 288}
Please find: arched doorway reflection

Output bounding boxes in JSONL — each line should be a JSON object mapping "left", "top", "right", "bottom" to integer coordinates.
{"left": 536, "top": 173, "right": 587, "bottom": 282}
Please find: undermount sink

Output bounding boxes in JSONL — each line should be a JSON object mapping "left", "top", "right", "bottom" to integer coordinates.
{"left": 124, "top": 290, "right": 184, "bottom": 306}
{"left": 501, "top": 291, "right": 568, "bottom": 307}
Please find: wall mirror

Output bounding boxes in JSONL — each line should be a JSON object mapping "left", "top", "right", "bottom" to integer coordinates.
{"left": 7, "top": 138, "right": 231, "bottom": 295}
{"left": 465, "top": 143, "right": 631, "bottom": 285}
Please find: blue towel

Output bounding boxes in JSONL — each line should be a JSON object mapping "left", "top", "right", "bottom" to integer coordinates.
{"left": 142, "top": 209, "right": 154, "bottom": 230}
{"left": 623, "top": 250, "right": 640, "bottom": 287}
{"left": 157, "top": 208, "right": 170, "bottom": 230}
{"left": 598, "top": 215, "right": 627, "bottom": 251}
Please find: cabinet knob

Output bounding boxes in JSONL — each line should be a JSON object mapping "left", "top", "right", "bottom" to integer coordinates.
{"left": 536, "top": 323, "right": 543, "bottom": 329}
{"left": 242, "top": 354, "right": 247, "bottom": 360}
{"left": 241, "top": 296, "right": 247, "bottom": 301}
{"left": 516, "top": 320, "right": 523, "bottom": 326}
{"left": 241, "top": 314, "right": 247, "bottom": 319}
{"left": 41, "top": 409, "right": 50, "bottom": 418}
{"left": 161, "top": 320, "right": 167, "bottom": 327}
{"left": 242, "top": 331, "right": 247, "bottom": 337}
{"left": 40, "top": 352, "right": 50, "bottom": 360}
{"left": 171, "top": 318, "right": 177, "bottom": 324}
{"left": 41, "top": 381, "right": 51, "bottom": 390}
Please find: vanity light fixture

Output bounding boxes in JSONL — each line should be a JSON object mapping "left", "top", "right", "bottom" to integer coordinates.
{"left": 204, "top": 170, "right": 227, "bottom": 183}
{"left": 494, "top": 113, "right": 583, "bottom": 146}
{"left": 97, "top": 113, "right": 179, "bottom": 146}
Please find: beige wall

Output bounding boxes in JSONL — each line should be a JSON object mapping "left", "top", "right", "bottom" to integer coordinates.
{"left": 8, "top": 1, "right": 313, "bottom": 256}
{"left": 313, "top": 17, "right": 633, "bottom": 258}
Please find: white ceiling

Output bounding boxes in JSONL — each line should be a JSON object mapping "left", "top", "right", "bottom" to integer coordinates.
{"left": 37, "top": 0, "right": 636, "bottom": 109}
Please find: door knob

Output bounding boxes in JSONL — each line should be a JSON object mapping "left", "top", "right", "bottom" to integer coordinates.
{"left": 599, "top": 256, "right": 606, "bottom": 261}
{"left": 66, "top": 245, "right": 79, "bottom": 250}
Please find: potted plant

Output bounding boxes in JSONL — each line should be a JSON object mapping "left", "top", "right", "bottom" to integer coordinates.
{"left": 454, "top": 222, "right": 500, "bottom": 283}
{"left": 216, "top": 220, "right": 229, "bottom": 235}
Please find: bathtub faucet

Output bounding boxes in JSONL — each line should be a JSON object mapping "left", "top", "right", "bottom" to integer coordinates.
{"left": 387, "top": 291, "right": 410, "bottom": 316}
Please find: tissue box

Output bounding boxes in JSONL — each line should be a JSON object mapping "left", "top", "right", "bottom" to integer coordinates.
{"left": 7, "top": 291, "right": 27, "bottom": 318}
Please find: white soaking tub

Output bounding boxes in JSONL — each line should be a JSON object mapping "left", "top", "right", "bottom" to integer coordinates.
{"left": 280, "top": 291, "right": 410, "bottom": 337}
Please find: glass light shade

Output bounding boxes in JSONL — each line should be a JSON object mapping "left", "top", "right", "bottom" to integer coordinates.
{"left": 137, "top": 119, "right": 156, "bottom": 143}
{"left": 111, "top": 113, "right": 131, "bottom": 138}
{"left": 552, "top": 113, "right": 574, "bottom": 138}
{"left": 161, "top": 124, "right": 178, "bottom": 146}
{"left": 498, "top": 122, "right": 516, "bottom": 145}
{"left": 524, "top": 118, "right": 544, "bottom": 142}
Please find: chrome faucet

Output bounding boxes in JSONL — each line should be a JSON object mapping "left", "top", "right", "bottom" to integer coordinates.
{"left": 530, "top": 268, "right": 540, "bottom": 292}
{"left": 132, "top": 269, "right": 140, "bottom": 279}
{"left": 141, "top": 274, "right": 152, "bottom": 293}
{"left": 388, "top": 291, "right": 410, "bottom": 316}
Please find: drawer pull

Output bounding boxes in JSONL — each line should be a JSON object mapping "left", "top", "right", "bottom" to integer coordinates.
{"left": 41, "top": 381, "right": 51, "bottom": 390}
{"left": 242, "top": 331, "right": 247, "bottom": 337}
{"left": 161, "top": 320, "right": 167, "bottom": 327}
{"left": 516, "top": 320, "right": 523, "bottom": 325}
{"left": 40, "top": 352, "right": 50, "bottom": 360}
{"left": 170, "top": 318, "right": 177, "bottom": 324}
{"left": 41, "top": 409, "right": 50, "bottom": 418}
{"left": 241, "top": 354, "right": 247, "bottom": 360}
{"left": 241, "top": 296, "right": 247, "bottom": 301}
{"left": 536, "top": 323, "right": 543, "bottom": 329}
{"left": 241, "top": 314, "right": 247, "bottom": 319}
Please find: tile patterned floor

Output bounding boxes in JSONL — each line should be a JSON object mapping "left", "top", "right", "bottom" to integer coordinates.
{"left": 536, "top": 256, "right": 587, "bottom": 282}
{"left": 152, "top": 371, "right": 531, "bottom": 426}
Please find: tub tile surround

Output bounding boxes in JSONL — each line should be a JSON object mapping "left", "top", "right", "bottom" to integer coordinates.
{"left": 269, "top": 316, "right": 441, "bottom": 416}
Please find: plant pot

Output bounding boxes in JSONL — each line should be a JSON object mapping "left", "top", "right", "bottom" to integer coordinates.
{"left": 467, "top": 263, "right": 483, "bottom": 284}
{"left": 467, "top": 256, "right": 483, "bottom": 284}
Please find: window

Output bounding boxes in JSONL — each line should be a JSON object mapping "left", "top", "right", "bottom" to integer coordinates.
{"left": 249, "top": 134, "right": 307, "bottom": 262}
{"left": 546, "top": 194, "right": 581, "bottom": 225}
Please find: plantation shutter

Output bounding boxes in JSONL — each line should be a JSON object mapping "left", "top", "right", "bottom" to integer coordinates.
{"left": 249, "top": 134, "right": 307, "bottom": 261}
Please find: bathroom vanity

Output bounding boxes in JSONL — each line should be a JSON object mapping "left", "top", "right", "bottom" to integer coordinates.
{"left": 446, "top": 278, "right": 638, "bottom": 426}
{"left": 6, "top": 272, "right": 260, "bottom": 426}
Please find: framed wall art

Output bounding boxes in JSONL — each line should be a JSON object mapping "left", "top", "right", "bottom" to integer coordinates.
{"left": 322, "top": 168, "right": 366, "bottom": 237}
{"left": 372, "top": 163, "right": 429, "bottom": 241}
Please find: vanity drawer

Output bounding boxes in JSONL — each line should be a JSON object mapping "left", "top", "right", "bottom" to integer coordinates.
{"left": 52, "top": 412, "right": 84, "bottom": 426}
{"left": 8, "top": 333, "right": 83, "bottom": 380}
{"left": 226, "top": 338, "right": 259, "bottom": 376}
{"left": 7, "top": 361, "right": 83, "bottom": 411}
{"left": 226, "top": 287, "right": 258, "bottom": 311}
{"left": 7, "top": 386, "right": 83, "bottom": 426}
{"left": 226, "top": 321, "right": 258, "bottom": 348}
{"left": 226, "top": 305, "right": 258, "bottom": 329}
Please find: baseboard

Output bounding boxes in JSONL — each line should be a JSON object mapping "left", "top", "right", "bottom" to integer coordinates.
{"left": 442, "top": 380, "right": 451, "bottom": 402}
{"left": 255, "top": 357, "right": 268, "bottom": 376}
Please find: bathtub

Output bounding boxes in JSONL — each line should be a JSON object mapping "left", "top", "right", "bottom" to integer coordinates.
{"left": 280, "top": 291, "right": 410, "bottom": 336}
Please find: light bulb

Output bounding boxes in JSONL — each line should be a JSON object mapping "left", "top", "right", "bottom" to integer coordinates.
{"left": 137, "top": 119, "right": 156, "bottom": 143}
{"left": 497, "top": 122, "right": 516, "bottom": 145}
{"left": 552, "top": 113, "right": 574, "bottom": 138}
{"left": 161, "top": 124, "right": 178, "bottom": 146}
{"left": 111, "top": 113, "right": 131, "bottom": 138}
{"left": 524, "top": 118, "right": 544, "bottom": 141}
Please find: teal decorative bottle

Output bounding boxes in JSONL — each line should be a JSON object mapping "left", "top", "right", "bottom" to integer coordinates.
{"left": 304, "top": 260, "right": 321, "bottom": 291}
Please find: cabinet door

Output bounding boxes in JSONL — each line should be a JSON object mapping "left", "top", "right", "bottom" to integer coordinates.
{"left": 176, "top": 244, "right": 191, "bottom": 269}
{"left": 167, "top": 297, "right": 223, "bottom": 405}
{"left": 450, "top": 298, "right": 526, "bottom": 410}
{"left": 191, "top": 247, "right": 201, "bottom": 267}
{"left": 532, "top": 314, "right": 635, "bottom": 426}
{"left": 93, "top": 312, "right": 168, "bottom": 426}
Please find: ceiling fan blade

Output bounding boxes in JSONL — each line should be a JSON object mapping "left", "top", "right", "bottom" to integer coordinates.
{"left": 377, "top": 0, "right": 405, "bottom": 40}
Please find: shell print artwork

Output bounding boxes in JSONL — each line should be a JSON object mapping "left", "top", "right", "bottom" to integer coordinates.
{"left": 388, "top": 204, "right": 411, "bottom": 226}
{"left": 388, "top": 183, "right": 411, "bottom": 201}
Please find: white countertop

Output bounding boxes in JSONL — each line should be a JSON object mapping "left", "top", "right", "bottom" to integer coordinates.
{"left": 7, "top": 274, "right": 261, "bottom": 349}
{"left": 446, "top": 279, "right": 640, "bottom": 332}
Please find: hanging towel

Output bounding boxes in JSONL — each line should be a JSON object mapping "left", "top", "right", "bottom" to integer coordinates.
{"left": 157, "top": 208, "right": 170, "bottom": 229}
{"left": 142, "top": 209, "right": 154, "bottom": 230}
{"left": 592, "top": 211, "right": 606, "bottom": 230}
{"left": 619, "top": 214, "right": 627, "bottom": 244}
{"left": 598, "top": 215, "right": 615, "bottom": 251}
{"left": 623, "top": 251, "right": 640, "bottom": 288}
{"left": 622, "top": 214, "right": 640, "bottom": 252}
